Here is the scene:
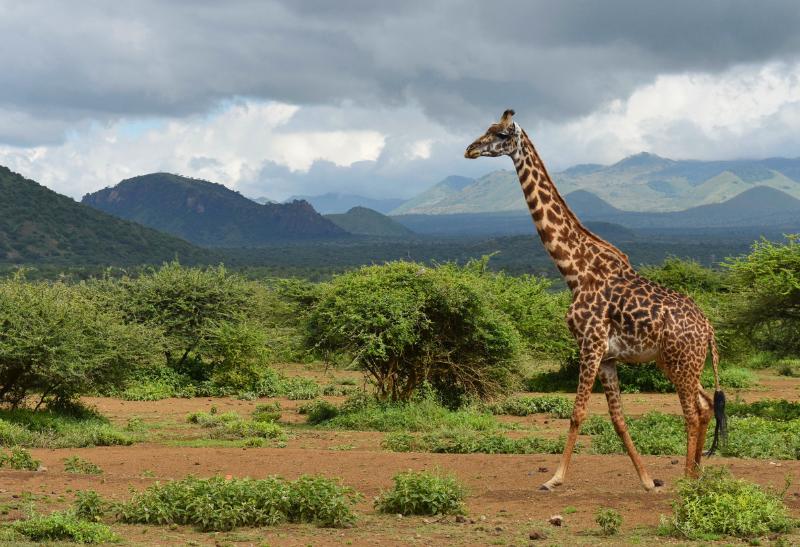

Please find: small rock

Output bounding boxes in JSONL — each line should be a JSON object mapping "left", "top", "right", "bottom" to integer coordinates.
{"left": 494, "top": 526, "right": 503, "bottom": 532}
{"left": 529, "top": 530, "right": 547, "bottom": 540}
{"left": 670, "top": 459, "right": 679, "bottom": 465}
{"left": 396, "top": 513, "right": 404, "bottom": 519}
{"left": 36, "top": 465, "right": 47, "bottom": 472}
{"left": 548, "top": 515, "right": 563, "bottom": 527}
{"left": 455, "top": 515, "right": 468, "bottom": 524}
{"left": 537, "top": 467, "right": 548, "bottom": 473}
{"left": 479, "top": 515, "right": 487, "bottom": 521}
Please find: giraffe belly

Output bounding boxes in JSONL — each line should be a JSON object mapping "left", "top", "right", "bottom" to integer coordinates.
{"left": 605, "top": 335, "right": 658, "bottom": 363}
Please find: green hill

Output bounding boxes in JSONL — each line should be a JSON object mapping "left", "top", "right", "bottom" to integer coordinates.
{"left": 393, "top": 154, "right": 800, "bottom": 214}
{"left": 0, "top": 165, "right": 209, "bottom": 265}
{"left": 82, "top": 173, "right": 348, "bottom": 247}
{"left": 325, "top": 207, "right": 414, "bottom": 237}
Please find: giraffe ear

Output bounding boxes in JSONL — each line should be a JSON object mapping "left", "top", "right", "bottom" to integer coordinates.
{"left": 499, "top": 109, "right": 515, "bottom": 128}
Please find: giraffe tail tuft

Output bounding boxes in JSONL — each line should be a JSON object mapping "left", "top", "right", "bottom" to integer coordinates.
{"left": 705, "top": 332, "right": 727, "bottom": 456}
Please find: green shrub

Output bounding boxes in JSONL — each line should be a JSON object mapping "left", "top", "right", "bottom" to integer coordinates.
{"left": 0, "top": 274, "right": 159, "bottom": 407}
{"left": 12, "top": 511, "right": 118, "bottom": 543}
{"left": 304, "top": 400, "right": 340, "bottom": 425}
{"left": 641, "top": 258, "right": 727, "bottom": 294}
{"left": 307, "top": 261, "right": 522, "bottom": 403}
{"left": 596, "top": 507, "right": 622, "bottom": 536}
{"left": 659, "top": 466, "right": 794, "bottom": 539}
{"left": 281, "top": 376, "right": 320, "bottom": 400}
{"left": 420, "top": 430, "right": 565, "bottom": 455}
{"left": 116, "top": 475, "right": 360, "bottom": 530}
{"left": 0, "top": 408, "right": 133, "bottom": 448}
{"left": 252, "top": 402, "right": 281, "bottom": 423}
{"left": 74, "top": 490, "right": 106, "bottom": 522}
{"left": 719, "top": 417, "right": 800, "bottom": 460}
{"left": 381, "top": 432, "right": 417, "bottom": 452}
{"left": 375, "top": 469, "right": 466, "bottom": 516}
{"left": 316, "top": 392, "right": 499, "bottom": 432}
{"left": 703, "top": 367, "right": 757, "bottom": 389}
{"left": 617, "top": 363, "right": 674, "bottom": 393}
{"left": 186, "top": 410, "right": 285, "bottom": 440}
{"left": 488, "top": 395, "right": 573, "bottom": 418}
{"left": 0, "top": 447, "right": 39, "bottom": 470}
{"left": 725, "top": 236, "right": 800, "bottom": 355}
{"left": 63, "top": 456, "right": 103, "bottom": 475}
{"left": 727, "top": 399, "right": 800, "bottom": 421}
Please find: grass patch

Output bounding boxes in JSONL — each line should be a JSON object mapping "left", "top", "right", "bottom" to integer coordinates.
{"left": 186, "top": 410, "right": 285, "bottom": 440}
{"left": 251, "top": 402, "right": 281, "bottom": 423}
{"left": 727, "top": 399, "right": 800, "bottom": 421}
{"left": 74, "top": 490, "right": 107, "bottom": 522}
{"left": 488, "top": 395, "right": 573, "bottom": 418}
{"left": 382, "top": 430, "right": 566, "bottom": 454}
{"left": 63, "top": 456, "right": 103, "bottom": 475}
{"left": 596, "top": 507, "right": 622, "bottom": 536}
{"left": 583, "top": 412, "right": 800, "bottom": 459}
{"left": 116, "top": 475, "right": 360, "bottom": 530}
{"left": 0, "top": 447, "right": 40, "bottom": 470}
{"left": 311, "top": 392, "right": 500, "bottom": 432}
{"left": 0, "top": 408, "right": 133, "bottom": 448}
{"left": 11, "top": 511, "right": 118, "bottom": 543}
{"left": 374, "top": 469, "right": 466, "bottom": 516}
{"left": 658, "top": 466, "right": 795, "bottom": 539}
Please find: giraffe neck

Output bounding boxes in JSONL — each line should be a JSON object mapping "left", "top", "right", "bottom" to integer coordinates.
{"left": 512, "top": 131, "right": 633, "bottom": 292}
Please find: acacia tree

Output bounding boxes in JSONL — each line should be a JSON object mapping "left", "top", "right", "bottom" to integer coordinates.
{"left": 0, "top": 274, "right": 158, "bottom": 407}
{"left": 725, "top": 236, "right": 800, "bottom": 355}
{"left": 306, "top": 261, "right": 522, "bottom": 403}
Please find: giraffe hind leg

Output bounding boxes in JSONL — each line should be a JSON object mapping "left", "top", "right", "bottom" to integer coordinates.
{"left": 598, "top": 361, "right": 658, "bottom": 491}
{"left": 694, "top": 388, "right": 713, "bottom": 466}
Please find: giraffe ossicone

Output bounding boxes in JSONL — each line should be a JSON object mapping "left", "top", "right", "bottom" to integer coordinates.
{"left": 465, "top": 109, "right": 727, "bottom": 492}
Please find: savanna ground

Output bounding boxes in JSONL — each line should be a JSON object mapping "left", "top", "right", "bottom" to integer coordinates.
{"left": 2, "top": 362, "right": 798, "bottom": 546}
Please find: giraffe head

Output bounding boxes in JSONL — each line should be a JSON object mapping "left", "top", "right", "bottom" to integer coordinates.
{"left": 464, "top": 109, "right": 521, "bottom": 159}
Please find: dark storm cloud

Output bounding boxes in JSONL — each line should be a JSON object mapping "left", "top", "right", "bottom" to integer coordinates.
{"left": 1, "top": 0, "right": 800, "bottom": 145}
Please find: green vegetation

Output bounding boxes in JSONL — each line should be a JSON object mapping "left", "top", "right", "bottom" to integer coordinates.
{"left": 63, "top": 456, "right": 103, "bottom": 475}
{"left": 74, "top": 491, "right": 107, "bottom": 522}
{"left": 186, "top": 410, "right": 285, "bottom": 440}
{"left": 0, "top": 408, "right": 133, "bottom": 448}
{"left": 595, "top": 507, "right": 622, "bottom": 536}
{"left": 659, "top": 467, "right": 794, "bottom": 540}
{"left": 116, "top": 475, "right": 360, "bottom": 530}
{"left": 374, "top": 470, "right": 466, "bottom": 516}
{"left": 309, "top": 391, "right": 499, "bottom": 432}
{"left": 325, "top": 206, "right": 414, "bottom": 237}
{"left": 307, "top": 260, "right": 524, "bottom": 404}
{"left": 382, "top": 430, "right": 565, "bottom": 455}
{"left": 727, "top": 399, "right": 800, "bottom": 421}
{"left": 10, "top": 511, "right": 118, "bottom": 543}
{"left": 0, "top": 447, "right": 39, "bottom": 470}
{"left": 583, "top": 412, "right": 800, "bottom": 459}
{"left": 488, "top": 395, "right": 573, "bottom": 418}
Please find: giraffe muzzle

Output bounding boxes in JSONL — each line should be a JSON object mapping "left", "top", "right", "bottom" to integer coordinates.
{"left": 464, "top": 145, "right": 480, "bottom": 159}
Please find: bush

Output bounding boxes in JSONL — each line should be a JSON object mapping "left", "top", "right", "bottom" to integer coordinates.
{"left": 375, "top": 469, "right": 466, "bottom": 516}
{"left": 63, "top": 456, "right": 103, "bottom": 475}
{"left": 0, "top": 408, "right": 133, "bottom": 448}
{"left": 0, "top": 447, "right": 39, "bottom": 470}
{"left": 313, "top": 391, "right": 499, "bottom": 432}
{"left": 74, "top": 490, "right": 106, "bottom": 522}
{"left": 252, "top": 402, "right": 281, "bottom": 423}
{"left": 12, "top": 511, "right": 118, "bottom": 543}
{"left": 307, "top": 261, "right": 522, "bottom": 404}
{"left": 659, "top": 466, "right": 794, "bottom": 539}
{"left": 303, "top": 400, "right": 339, "bottom": 425}
{"left": 0, "top": 274, "right": 158, "bottom": 406}
{"left": 640, "top": 258, "right": 727, "bottom": 294}
{"left": 719, "top": 417, "right": 800, "bottom": 460}
{"left": 725, "top": 236, "right": 800, "bottom": 355}
{"left": 727, "top": 399, "right": 800, "bottom": 421}
{"left": 402, "top": 430, "right": 565, "bottom": 455}
{"left": 488, "top": 395, "right": 573, "bottom": 418}
{"left": 596, "top": 507, "right": 622, "bottom": 536}
{"left": 116, "top": 475, "right": 360, "bottom": 530}
{"left": 186, "top": 410, "right": 285, "bottom": 440}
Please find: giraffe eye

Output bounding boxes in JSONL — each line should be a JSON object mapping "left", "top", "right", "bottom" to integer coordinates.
{"left": 496, "top": 132, "right": 510, "bottom": 139}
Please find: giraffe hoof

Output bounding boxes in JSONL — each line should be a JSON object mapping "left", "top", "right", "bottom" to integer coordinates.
{"left": 653, "top": 478, "right": 665, "bottom": 487}
{"left": 538, "top": 484, "right": 553, "bottom": 492}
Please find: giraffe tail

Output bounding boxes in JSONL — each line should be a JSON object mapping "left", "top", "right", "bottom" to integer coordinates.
{"left": 705, "top": 331, "right": 727, "bottom": 456}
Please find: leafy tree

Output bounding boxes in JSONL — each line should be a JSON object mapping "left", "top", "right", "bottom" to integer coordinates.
{"left": 306, "top": 261, "right": 522, "bottom": 403}
{"left": 0, "top": 273, "right": 158, "bottom": 407}
{"left": 640, "top": 257, "right": 727, "bottom": 294}
{"left": 725, "top": 236, "right": 800, "bottom": 355}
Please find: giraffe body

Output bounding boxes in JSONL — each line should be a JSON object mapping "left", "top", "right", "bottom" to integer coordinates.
{"left": 465, "top": 110, "right": 726, "bottom": 491}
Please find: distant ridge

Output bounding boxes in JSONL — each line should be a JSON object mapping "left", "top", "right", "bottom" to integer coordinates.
{"left": 325, "top": 207, "right": 414, "bottom": 237}
{"left": 286, "top": 192, "right": 405, "bottom": 214}
{"left": 393, "top": 154, "right": 800, "bottom": 214}
{"left": 82, "top": 173, "right": 347, "bottom": 247}
{"left": 0, "top": 166, "right": 209, "bottom": 265}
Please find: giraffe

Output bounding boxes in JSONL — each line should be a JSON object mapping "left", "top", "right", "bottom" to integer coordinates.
{"left": 465, "top": 109, "right": 726, "bottom": 492}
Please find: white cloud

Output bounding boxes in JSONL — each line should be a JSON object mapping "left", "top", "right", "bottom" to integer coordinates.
{"left": 0, "top": 100, "right": 385, "bottom": 199}
{"left": 536, "top": 61, "right": 800, "bottom": 167}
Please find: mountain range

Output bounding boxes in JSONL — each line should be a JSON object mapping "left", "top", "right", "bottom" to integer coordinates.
{"left": 391, "top": 153, "right": 800, "bottom": 214}
{"left": 325, "top": 207, "right": 414, "bottom": 237}
{"left": 0, "top": 166, "right": 208, "bottom": 264}
{"left": 285, "top": 192, "right": 405, "bottom": 214}
{"left": 82, "top": 173, "right": 347, "bottom": 247}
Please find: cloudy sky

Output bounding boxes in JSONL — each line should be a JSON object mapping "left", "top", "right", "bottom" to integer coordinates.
{"left": 2, "top": 1, "right": 800, "bottom": 201}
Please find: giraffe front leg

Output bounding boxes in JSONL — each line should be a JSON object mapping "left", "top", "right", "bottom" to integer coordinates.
{"left": 540, "top": 341, "right": 606, "bottom": 491}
